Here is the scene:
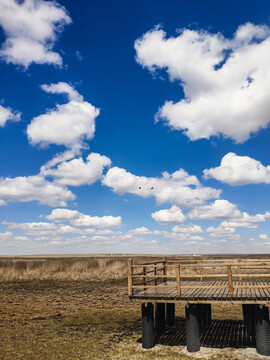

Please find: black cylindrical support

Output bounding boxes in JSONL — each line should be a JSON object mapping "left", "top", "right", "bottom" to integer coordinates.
{"left": 155, "top": 302, "right": 166, "bottom": 334}
{"left": 166, "top": 303, "right": 175, "bottom": 327}
{"left": 186, "top": 304, "right": 200, "bottom": 352}
{"left": 196, "top": 304, "right": 203, "bottom": 334}
{"left": 200, "top": 304, "right": 210, "bottom": 334}
{"left": 255, "top": 305, "right": 270, "bottom": 356}
{"left": 245, "top": 304, "right": 257, "bottom": 341}
{"left": 142, "top": 303, "right": 155, "bottom": 349}
{"left": 206, "top": 304, "right": 212, "bottom": 329}
{"left": 242, "top": 304, "right": 248, "bottom": 328}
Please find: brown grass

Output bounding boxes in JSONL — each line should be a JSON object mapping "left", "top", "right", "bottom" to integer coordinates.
{"left": 0, "top": 258, "right": 129, "bottom": 280}
{"left": 0, "top": 256, "right": 163, "bottom": 281}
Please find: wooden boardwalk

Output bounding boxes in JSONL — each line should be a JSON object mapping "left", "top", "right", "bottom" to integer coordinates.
{"left": 131, "top": 280, "right": 270, "bottom": 303}
{"left": 129, "top": 257, "right": 270, "bottom": 354}
{"left": 128, "top": 257, "right": 270, "bottom": 304}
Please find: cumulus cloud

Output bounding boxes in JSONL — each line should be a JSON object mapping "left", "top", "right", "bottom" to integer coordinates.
{"left": 135, "top": 23, "right": 270, "bottom": 142}
{"left": 204, "top": 152, "right": 270, "bottom": 185}
{"left": 103, "top": 167, "right": 220, "bottom": 208}
{"left": 154, "top": 230, "right": 204, "bottom": 242}
{"left": 40, "top": 82, "right": 83, "bottom": 102}
{"left": 128, "top": 227, "right": 152, "bottom": 235}
{"left": 0, "top": 231, "right": 32, "bottom": 246}
{"left": 0, "top": 104, "right": 21, "bottom": 126}
{"left": 0, "top": 175, "right": 74, "bottom": 206}
{"left": 45, "top": 208, "right": 122, "bottom": 229}
{"left": 27, "top": 82, "right": 99, "bottom": 150}
{"left": 151, "top": 205, "right": 185, "bottom": 224}
{"left": 0, "top": 0, "right": 71, "bottom": 68}
{"left": 206, "top": 225, "right": 240, "bottom": 240}
{"left": 3, "top": 221, "right": 117, "bottom": 240}
{"left": 41, "top": 152, "right": 111, "bottom": 186}
{"left": 172, "top": 224, "right": 203, "bottom": 233}
{"left": 4, "top": 221, "right": 84, "bottom": 237}
{"left": 260, "top": 234, "right": 270, "bottom": 241}
{"left": 189, "top": 199, "right": 270, "bottom": 231}
{"left": 218, "top": 211, "right": 270, "bottom": 231}
{"left": 188, "top": 199, "right": 242, "bottom": 220}
{"left": 220, "top": 220, "right": 258, "bottom": 229}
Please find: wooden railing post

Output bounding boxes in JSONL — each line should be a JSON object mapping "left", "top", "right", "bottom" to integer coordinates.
{"left": 199, "top": 267, "right": 203, "bottom": 281}
{"left": 176, "top": 265, "right": 181, "bottom": 296}
{"left": 143, "top": 267, "right": 146, "bottom": 290}
{"left": 128, "top": 258, "right": 133, "bottom": 296}
{"left": 154, "top": 266, "right": 157, "bottom": 286}
{"left": 163, "top": 257, "right": 167, "bottom": 283}
{"left": 227, "top": 265, "right": 233, "bottom": 296}
{"left": 238, "top": 266, "right": 242, "bottom": 281}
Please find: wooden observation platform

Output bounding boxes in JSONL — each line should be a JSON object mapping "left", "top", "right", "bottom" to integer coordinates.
{"left": 128, "top": 257, "right": 270, "bottom": 355}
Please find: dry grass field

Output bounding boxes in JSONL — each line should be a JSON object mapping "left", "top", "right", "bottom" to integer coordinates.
{"left": 0, "top": 255, "right": 269, "bottom": 360}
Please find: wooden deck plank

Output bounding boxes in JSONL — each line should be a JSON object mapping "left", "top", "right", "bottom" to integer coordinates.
{"left": 258, "top": 282, "right": 268, "bottom": 300}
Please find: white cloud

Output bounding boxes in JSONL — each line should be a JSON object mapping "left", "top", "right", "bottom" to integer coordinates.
{"left": 189, "top": 200, "right": 270, "bottom": 229}
{"left": 172, "top": 224, "right": 203, "bottom": 233}
{"left": 151, "top": 205, "right": 185, "bottom": 224}
{"left": 154, "top": 230, "right": 204, "bottom": 242}
{"left": 128, "top": 227, "right": 152, "bottom": 235}
{"left": 4, "top": 221, "right": 81, "bottom": 237}
{"left": 204, "top": 152, "right": 270, "bottom": 186}
{"left": 207, "top": 225, "right": 240, "bottom": 240}
{"left": 103, "top": 167, "right": 220, "bottom": 208}
{"left": 220, "top": 220, "right": 258, "bottom": 229}
{"left": 135, "top": 23, "right": 270, "bottom": 142}
{"left": 41, "top": 152, "right": 111, "bottom": 186}
{"left": 0, "top": 175, "right": 74, "bottom": 206}
{"left": 260, "top": 234, "right": 270, "bottom": 241}
{"left": 0, "top": 0, "right": 71, "bottom": 68}
{"left": 0, "top": 231, "right": 32, "bottom": 246}
{"left": 219, "top": 212, "right": 268, "bottom": 229}
{"left": 40, "top": 82, "right": 83, "bottom": 102}
{"left": 0, "top": 231, "right": 13, "bottom": 239}
{"left": 45, "top": 208, "right": 78, "bottom": 222}
{"left": 188, "top": 199, "right": 241, "bottom": 220}
{"left": 27, "top": 82, "right": 99, "bottom": 150}
{"left": 3, "top": 221, "right": 117, "bottom": 238}
{"left": 130, "top": 238, "right": 157, "bottom": 245}
{"left": 0, "top": 104, "right": 21, "bottom": 126}
{"left": 75, "top": 50, "right": 83, "bottom": 61}
{"left": 45, "top": 208, "right": 122, "bottom": 229}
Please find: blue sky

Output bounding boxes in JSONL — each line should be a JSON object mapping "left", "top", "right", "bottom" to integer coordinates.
{"left": 1, "top": 0, "right": 270, "bottom": 255}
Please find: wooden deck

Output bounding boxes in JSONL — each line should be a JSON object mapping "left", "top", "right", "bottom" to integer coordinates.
{"left": 131, "top": 280, "right": 270, "bottom": 303}
{"left": 128, "top": 257, "right": 270, "bottom": 304}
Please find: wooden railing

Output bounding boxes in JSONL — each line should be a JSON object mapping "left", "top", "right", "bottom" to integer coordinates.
{"left": 128, "top": 258, "right": 270, "bottom": 297}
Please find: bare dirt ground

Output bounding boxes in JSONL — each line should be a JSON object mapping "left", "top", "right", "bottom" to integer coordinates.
{"left": 0, "top": 256, "right": 270, "bottom": 360}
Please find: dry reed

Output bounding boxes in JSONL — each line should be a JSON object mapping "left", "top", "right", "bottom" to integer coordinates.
{"left": 0, "top": 258, "right": 128, "bottom": 281}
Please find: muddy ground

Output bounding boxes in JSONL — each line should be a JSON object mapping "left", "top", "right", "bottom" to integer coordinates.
{"left": 1, "top": 277, "right": 270, "bottom": 360}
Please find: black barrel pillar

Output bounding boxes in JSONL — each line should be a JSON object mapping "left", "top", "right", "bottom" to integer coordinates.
{"left": 155, "top": 302, "right": 166, "bottom": 334}
{"left": 206, "top": 304, "right": 212, "bottom": 329}
{"left": 186, "top": 304, "right": 200, "bottom": 352}
{"left": 166, "top": 303, "right": 175, "bottom": 327}
{"left": 142, "top": 303, "right": 155, "bottom": 349}
{"left": 243, "top": 304, "right": 256, "bottom": 343}
{"left": 197, "top": 304, "right": 203, "bottom": 334}
{"left": 199, "top": 304, "right": 211, "bottom": 334}
{"left": 255, "top": 305, "right": 270, "bottom": 356}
